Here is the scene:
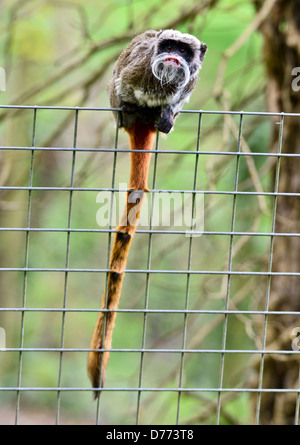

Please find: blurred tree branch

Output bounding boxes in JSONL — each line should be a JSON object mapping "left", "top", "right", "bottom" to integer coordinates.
{"left": 1, "top": 0, "right": 290, "bottom": 425}
{"left": 250, "top": 0, "right": 300, "bottom": 425}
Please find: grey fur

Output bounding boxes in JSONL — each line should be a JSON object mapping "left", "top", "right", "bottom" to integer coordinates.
{"left": 108, "top": 29, "right": 207, "bottom": 133}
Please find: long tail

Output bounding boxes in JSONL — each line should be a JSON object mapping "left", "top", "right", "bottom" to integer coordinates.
{"left": 87, "top": 119, "right": 156, "bottom": 398}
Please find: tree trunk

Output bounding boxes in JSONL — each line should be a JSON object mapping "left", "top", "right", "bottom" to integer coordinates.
{"left": 254, "top": 0, "right": 300, "bottom": 425}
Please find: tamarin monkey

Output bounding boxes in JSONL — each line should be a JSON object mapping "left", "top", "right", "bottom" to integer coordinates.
{"left": 88, "top": 29, "right": 207, "bottom": 397}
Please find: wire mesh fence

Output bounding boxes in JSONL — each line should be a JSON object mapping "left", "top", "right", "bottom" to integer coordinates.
{"left": 0, "top": 105, "right": 300, "bottom": 425}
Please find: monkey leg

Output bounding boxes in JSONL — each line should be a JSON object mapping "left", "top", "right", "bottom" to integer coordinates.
{"left": 120, "top": 101, "right": 162, "bottom": 129}
{"left": 137, "top": 106, "right": 162, "bottom": 126}
{"left": 120, "top": 101, "right": 139, "bottom": 128}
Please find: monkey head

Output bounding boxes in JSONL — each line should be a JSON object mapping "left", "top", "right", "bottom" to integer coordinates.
{"left": 152, "top": 30, "right": 207, "bottom": 89}
{"left": 108, "top": 29, "right": 207, "bottom": 132}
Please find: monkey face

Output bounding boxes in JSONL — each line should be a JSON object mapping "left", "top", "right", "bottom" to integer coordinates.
{"left": 158, "top": 39, "right": 195, "bottom": 66}
{"left": 152, "top": 39, "right": 192, "bottom": 88}
{"left": 151, "top": 31, "right": 206, "bottom": 89}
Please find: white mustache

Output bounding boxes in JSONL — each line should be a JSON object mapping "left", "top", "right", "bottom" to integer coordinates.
{"left": 152, "top": 53, "right": 190, "bottom": 88}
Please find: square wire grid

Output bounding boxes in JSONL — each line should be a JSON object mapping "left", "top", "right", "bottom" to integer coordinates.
{"left": 0, "top": 105, "right": 300, "bottom": 425}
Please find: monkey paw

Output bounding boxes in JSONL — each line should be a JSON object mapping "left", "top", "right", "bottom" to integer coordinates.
{"left": 155, "top": 116, "right": 174, "bottom": 134}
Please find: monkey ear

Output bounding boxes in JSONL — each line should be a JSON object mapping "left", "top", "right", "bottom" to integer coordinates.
{"left": 200, "top": 43, "right": 207, "bottom": 62}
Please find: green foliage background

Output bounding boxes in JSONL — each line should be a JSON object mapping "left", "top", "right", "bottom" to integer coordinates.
{"left": 0, "top": 0, "right": 276, "bottom": 424}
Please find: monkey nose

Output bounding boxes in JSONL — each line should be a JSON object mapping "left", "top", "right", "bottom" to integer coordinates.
{"left": 164, "top": 56, "right": 181, "bottom": 67}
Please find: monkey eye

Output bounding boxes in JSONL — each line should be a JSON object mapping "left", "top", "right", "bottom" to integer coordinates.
{"left": 166, "top": 44, "right": 173, "bottom": 51}
{"left": 179, "top": 47, "right": 186, "bottom": 55}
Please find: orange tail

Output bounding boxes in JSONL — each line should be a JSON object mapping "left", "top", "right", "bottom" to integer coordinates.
{"left": 87, "top": 120, "right": 156, "bottom": 398}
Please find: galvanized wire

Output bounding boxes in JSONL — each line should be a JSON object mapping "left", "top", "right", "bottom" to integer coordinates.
{"left": 216, "top": 113, "right": 244, "bottom": 424}
{"left": 56, "top": 109, "right": 78, "bottom": 424}
{"left": 176, "top": 112, "right": 203, "bottom": 425}
{"left": 135, "top": 130, "right": 160, "bottom": 425}
{"left": 15, "top": 107, "right": 37, "bottom": 424}
{"left": 95, "top": 111, "right": 120, "bottom": 425}
{"left": 254, "top": 113, "right": 285, "bottom": 424}
{"left": 1, "top": 105, "right": 300, "bottom": 425}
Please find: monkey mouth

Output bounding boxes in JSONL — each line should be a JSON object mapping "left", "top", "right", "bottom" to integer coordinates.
{"left": 163, "top": 56, "right": 181, "bottom": 67}
{"left": 152, "top": 54, "right": 190, "bottom": 87}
